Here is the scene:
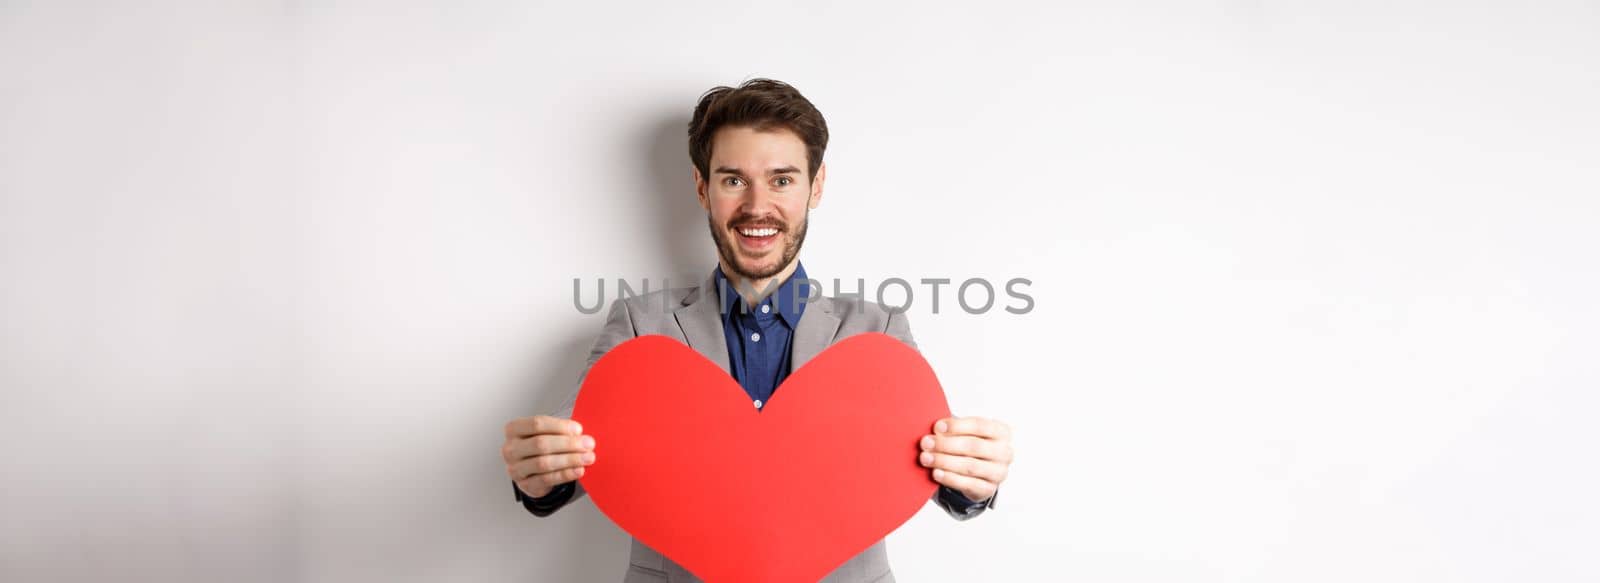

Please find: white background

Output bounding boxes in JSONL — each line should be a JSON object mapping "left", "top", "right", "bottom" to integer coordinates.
{"left": 3, "top": 1, "right": 1597, "bottom": 581}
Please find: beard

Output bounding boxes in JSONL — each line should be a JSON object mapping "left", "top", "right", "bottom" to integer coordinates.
{"left": 707, "top": 208, "right": 809, "bottom": 281}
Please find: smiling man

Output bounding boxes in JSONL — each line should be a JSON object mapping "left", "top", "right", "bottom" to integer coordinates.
{"left": 500, "top": 78, "right": 1015, "bottom": 582}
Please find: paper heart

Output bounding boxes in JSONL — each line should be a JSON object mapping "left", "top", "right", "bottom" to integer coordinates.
{"left": 572, "top": 332, "right": 951, "bottom": 583}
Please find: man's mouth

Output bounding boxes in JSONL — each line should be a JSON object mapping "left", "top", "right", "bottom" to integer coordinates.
{"left": 732, "top": 223, "right": 783, "bottom": 251}
{"left": 737, "top": 226, "right": 780, "bottom": 237}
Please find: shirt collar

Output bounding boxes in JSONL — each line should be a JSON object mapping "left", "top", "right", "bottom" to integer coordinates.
{"left": 713, "top": 262, "right": 809, "bottom": 328}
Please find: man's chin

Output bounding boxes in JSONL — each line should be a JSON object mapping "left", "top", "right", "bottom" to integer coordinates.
{"left": 730, "top": 257, "right": 784, "bottom": 280}
{"left": 736, "top": 263, "right": 777, "bottom": 279}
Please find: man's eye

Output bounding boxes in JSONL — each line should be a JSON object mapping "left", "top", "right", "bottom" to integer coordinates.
{"left": 774, "top": 176, "right": 792, "bottom": 187}
{"left": 724, "top": 177, "right": 743, "bottom": 187}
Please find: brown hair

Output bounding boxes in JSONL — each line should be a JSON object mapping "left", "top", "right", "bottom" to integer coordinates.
{"left": 688, "top": 78, "right": 829, "bottom": 183}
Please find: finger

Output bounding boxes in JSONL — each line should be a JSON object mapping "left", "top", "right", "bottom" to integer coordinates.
{"left": 919, "top": 451, "right": 1008, "bottom": 483}
{"left": 505, "top": 416, "right": 583, "bottom": 438}
{"left": 934, "top": 416, "right": 1011, "bottom": 440}
{"left": 931, "top": 467, "right": 996, "bottom": 502}
{"left": 922, "top": 434, "right": 1011, "bottom": 463}
{"left": 509, "top": 451, "right": 593, "bottom": 481}
{"left": 508, "top": 451, "right": 595, "bottom": 481}
{"left": 517, "top": 466, "right": 586, "bottom": 498}
{"left": 503, "top": 434, "right": 595, "bottom": 462}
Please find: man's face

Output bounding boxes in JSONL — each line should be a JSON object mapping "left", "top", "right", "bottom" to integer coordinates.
{"left": 695, "top": 125, "right": 825, "bottom": 282}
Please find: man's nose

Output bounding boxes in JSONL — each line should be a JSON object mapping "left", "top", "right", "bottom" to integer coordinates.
{"left": 739, "top": 181, "right": 777, "bottom": 211}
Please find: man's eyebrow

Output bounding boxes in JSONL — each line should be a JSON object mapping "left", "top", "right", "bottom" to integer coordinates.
{"left": 713, "top": 165, "right": 802, "bottom": 175}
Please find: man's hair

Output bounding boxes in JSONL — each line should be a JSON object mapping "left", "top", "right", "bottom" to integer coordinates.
{"left": 688, "top": 78, "right": 829, "bottom": 183}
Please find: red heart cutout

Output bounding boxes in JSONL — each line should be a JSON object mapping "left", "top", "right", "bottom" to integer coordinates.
{"left": 572, "top": 332, "right": 951, "bottom": 582}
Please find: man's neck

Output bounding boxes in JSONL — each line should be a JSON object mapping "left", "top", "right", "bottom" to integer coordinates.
{"left": 719, "top": 258, "right": 800, "bottom": 309}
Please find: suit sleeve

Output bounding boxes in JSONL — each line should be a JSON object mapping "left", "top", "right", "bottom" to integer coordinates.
{"left": 884, "top": 308, "right": 999, "bottom": 521}
{"left": 513, "top": 297, "right": 640, "bottom": 518}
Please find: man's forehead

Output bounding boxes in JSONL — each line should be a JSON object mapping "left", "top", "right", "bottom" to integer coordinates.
{"left": 713, "top": 164, "right": 802, "bottom": 175}
{"left": 710, "top": 126, "right": 807, "bottom": 167}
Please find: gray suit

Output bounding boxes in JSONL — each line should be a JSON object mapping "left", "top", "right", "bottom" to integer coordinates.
{"left": 525, "top": 275, "right": 994, "bottom": 582}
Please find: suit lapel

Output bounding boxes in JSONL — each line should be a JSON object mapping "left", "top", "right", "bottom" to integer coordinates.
{"left": 791, "top": 295, "right": 842, "bottom": 371}
{"left": 674, "top": 272, "right": 842, "bottom": 375}
{"left": 673, "top": 275, "right": 732, "bottom": 375}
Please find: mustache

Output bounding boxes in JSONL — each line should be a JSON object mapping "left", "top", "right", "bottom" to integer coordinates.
{"left": 726, "top": 215, "right": 787, "bottom": 231}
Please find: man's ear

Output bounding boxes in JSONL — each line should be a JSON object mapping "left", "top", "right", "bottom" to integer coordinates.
{"left": 693, "top": 166, "right": 710, "bottom": 211}
{"left": 808, "top": 162, "right": 826, "bottom": 209}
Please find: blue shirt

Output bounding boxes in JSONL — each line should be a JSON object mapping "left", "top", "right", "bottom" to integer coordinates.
{"left": 712, "top": 263, "right": 808, "bottom": 410}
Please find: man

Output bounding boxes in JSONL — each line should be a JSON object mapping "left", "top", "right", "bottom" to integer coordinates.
{"left": 500, "top": 78, "right": 1016, "bottom": 582}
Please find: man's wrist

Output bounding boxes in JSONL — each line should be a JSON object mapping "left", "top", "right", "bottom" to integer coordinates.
{"left": 514, "top": 480, "right": 576, "bottom": 516}
{"left": 936, "top": 484, "right": 996, "bottom": 518}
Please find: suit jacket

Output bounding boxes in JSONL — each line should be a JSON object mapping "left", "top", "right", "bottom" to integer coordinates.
{"left": 522, "top": 274, "right": 994, "bottom": 582}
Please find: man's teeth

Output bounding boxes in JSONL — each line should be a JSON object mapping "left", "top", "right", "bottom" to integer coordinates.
{"left": 738, "top": 227, "right": 779, "bottom": 237}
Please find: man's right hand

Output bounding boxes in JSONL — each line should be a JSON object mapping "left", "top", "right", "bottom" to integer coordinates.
{"left": 502, "top": 415, "right": 596, "bottom": 498}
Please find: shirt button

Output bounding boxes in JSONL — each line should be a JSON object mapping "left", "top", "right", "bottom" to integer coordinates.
{"left": 760, "top": 304, "right": 771, "bottom": 314}
{"left": 751, "top": 332, "right": 761, "bottom": 342}
{"left": 754, "top": 399, "right": 763, "bottom": 409}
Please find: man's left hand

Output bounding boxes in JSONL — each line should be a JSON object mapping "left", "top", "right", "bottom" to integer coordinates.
{"left": 919, "top": 416, "right": 1013, "bottom": 502}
